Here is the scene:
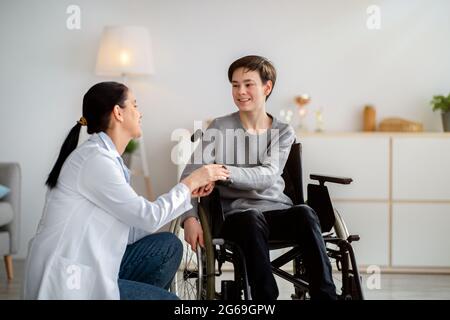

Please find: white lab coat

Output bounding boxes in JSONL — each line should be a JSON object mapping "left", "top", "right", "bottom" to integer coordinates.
{"left": 23, "top": 133, "right": 192, "bottom": 300}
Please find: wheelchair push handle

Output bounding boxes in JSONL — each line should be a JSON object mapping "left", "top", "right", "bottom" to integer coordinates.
{"left": 347, "top": 234, "right": 360, "bottom": 243}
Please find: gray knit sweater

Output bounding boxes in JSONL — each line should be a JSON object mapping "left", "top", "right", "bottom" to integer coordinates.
{"left": 180, "top": 112, "right": 296, "bottom": 223}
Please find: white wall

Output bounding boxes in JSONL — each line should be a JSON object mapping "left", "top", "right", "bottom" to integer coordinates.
{"left": 0, "top": 0, "right": 449, "bottom": 258}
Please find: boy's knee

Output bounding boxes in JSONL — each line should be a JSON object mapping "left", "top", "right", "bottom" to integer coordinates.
{"left": 292, "top": 205, "right": 320, "bottom": 227}
{"left": 225, "top": 209, "right": 269, "bottom": 237}
{"left": 233, "top": 209, "right": 265, "bottom": 225}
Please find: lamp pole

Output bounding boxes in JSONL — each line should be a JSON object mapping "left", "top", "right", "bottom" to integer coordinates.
{"left": 96, "top": 26, "right": 155, "bottom": 201}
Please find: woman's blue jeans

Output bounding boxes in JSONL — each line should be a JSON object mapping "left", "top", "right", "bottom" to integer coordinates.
{"left": 118, "top": 232, "right": 182, "bottom": 300}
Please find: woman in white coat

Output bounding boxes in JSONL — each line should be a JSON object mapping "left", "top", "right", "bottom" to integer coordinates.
{"left": 23, "top": 82, "right": 229, "bottom": 300}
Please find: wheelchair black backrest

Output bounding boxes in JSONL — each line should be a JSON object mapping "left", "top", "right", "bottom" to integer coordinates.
{"left": 282, "top": 142, "right": 336, "bottom": 233}
{"left": 281, "top": 142, "right": 305, "bottom": 205}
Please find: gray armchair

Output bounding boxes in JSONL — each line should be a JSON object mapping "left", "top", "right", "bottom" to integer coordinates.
{"left": 0, "top": 163, "right": 21, "bottom": 280}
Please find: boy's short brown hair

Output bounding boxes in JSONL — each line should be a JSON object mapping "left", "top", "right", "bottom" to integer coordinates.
{"left": 228, "top": 55, "right": 277, "bottom": 100}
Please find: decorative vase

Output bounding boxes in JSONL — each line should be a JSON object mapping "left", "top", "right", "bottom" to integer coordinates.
{"left": 363, "top": 105, "right": 376, "bottom": 131}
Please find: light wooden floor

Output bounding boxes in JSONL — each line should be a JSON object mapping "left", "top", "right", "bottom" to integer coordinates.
{"left": 278, "top": 271, "right": 450, "bottom": 300}
{"left": 214, "top": 268, "right": 450, "bottom": 300}
{"left": 2, "top": 259, "right": 450, "bottom": 300}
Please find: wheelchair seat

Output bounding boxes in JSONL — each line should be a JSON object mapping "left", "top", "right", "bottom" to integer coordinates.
{"left": 268, "top": 240, "right": 299, "bottom": 250}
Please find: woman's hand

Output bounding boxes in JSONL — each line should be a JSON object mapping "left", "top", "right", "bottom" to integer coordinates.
{"left": 181, "top": 164, "right": 229, "bottom": 193}
{"left": 192, "top": 182, "right": 215, "bottom": 198}
{"left": 184, "top": 217, "right": 204, "bottom": 250}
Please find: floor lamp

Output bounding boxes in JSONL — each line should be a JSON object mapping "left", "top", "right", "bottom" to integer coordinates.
{"left": 95, "top": 25, "right": 155, "bottom": 200}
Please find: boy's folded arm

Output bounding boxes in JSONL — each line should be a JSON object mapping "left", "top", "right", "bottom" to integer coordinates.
{"left": 226, "top": 132, "right": 295, "bottom": 191}
{"left": 226, "top": 163, "right": 278, "bottom": 191}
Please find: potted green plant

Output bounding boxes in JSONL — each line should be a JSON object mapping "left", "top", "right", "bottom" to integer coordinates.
{"left": 431, "top": 93, "right": 450, "bottom": 132}
{"left": 122, "top": 139, "right": 139, "bottom": 167}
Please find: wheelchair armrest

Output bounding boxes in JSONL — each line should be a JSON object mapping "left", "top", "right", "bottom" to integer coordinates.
{"left": 310, "top": 174, "right": 353, "bottom": 185}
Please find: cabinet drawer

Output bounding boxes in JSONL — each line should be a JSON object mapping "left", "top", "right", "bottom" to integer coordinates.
{"left": 393, "top": 137, "right": 450, "bottom": 200}
{"left": 300, "top": 136, "right": 389, "bottom": 200}
{"left": 392, "top": 203, "right": 450, "bottom": 267}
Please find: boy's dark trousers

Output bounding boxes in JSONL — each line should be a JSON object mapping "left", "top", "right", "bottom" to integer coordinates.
{"left": 220, "top": 204, "right": 337, "bottom": 300}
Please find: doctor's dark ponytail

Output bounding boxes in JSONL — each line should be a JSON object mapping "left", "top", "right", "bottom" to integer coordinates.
{"left": 45, "top": 82, "right": 128, "bottom": 189}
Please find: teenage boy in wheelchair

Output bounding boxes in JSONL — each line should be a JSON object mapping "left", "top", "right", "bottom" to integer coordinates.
{"left": 180, "top": 55, "right": 337, "bottom": 300}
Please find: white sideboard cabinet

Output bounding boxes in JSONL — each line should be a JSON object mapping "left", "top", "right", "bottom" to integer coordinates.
{"left": 299, "top": 132, "right": 450, "bottom": 273}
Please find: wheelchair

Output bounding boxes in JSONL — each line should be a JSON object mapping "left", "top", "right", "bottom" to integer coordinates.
{"left": 170, "top": 142, "right": 364, "bottom": 300}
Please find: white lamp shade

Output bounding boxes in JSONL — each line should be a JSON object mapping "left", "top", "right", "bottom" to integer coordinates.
{"left": 95, "top": 26, "right": 155, "bottom": 76}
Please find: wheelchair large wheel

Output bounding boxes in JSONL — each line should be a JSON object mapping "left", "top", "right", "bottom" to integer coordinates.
{"left": 170, "top": 207, "right": 216, "bottom": 300}
{"left": 333, "top": 208, "right": 350, "bottom": 240}
{"left": 327, "top": 208, "right": 364, "bottom": 300}
{"left": 170, "top": 222, "right": 205, "bottom": 299}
